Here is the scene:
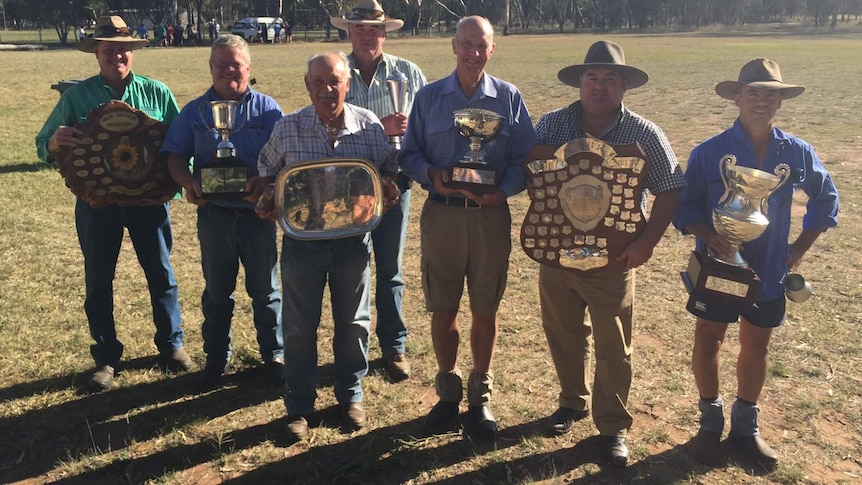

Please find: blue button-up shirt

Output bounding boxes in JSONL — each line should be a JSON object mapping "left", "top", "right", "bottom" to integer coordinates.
{"left": 399, "top": 71, "right": 536, "bottom": 197}
{"left": 162, "top": 87, "right": 283, "bottom": 207}
{"left": 673, "top": 119, "right": 839, "bottom": 300}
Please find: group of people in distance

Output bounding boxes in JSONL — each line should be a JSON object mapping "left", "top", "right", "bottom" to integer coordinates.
{"left": 36, "top": 0, "right": 839, "bottom": 472}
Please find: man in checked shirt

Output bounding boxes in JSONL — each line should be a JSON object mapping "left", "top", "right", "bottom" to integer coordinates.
{"left": 255, "top": 52, "right": 399, "bottom": 440}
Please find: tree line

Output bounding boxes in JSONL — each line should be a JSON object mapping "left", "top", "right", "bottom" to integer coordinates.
{"left": 6, "top": 0, "right": 862, "bottom": 45}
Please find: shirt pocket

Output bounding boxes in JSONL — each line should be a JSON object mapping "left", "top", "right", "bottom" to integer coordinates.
{"left": 425, "top": 117, "right": 457, "bottom": 163}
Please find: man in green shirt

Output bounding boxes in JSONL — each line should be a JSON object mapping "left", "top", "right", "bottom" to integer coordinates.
{"left": 35, "top": 15, "right": 191, "bottom": 391}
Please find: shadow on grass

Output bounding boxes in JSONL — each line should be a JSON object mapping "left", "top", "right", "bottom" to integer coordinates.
{"left": 0, "top": 162, "right": 53, "bottom": 174}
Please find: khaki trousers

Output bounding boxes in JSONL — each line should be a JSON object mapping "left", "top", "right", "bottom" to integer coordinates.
{"left": 539, "top": 264, "right": 635, "bottom": 437}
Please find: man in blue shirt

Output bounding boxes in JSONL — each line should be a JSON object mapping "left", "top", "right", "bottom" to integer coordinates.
{"left": 332, "top": 0, "right": 428, "bottom": 382}
{"left": 674, "top": 58, "right": 839, "bottom": 468}
{"left": 35, "top": 15, "right": 191, "bottom": 391}
{"left": 400, "top": 16, "right": 536, "bottom": 442}
{"left": 163, "top": 34, "right": 284, "bottom": 389}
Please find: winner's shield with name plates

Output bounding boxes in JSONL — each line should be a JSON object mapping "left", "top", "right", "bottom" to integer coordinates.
{"left": 56, "top": 100, "right": 179, "bottom": 208}
{"left": 521, "top": 137, "right": 650, "bottom": 272}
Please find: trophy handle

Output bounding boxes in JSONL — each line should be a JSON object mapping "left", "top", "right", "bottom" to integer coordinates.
{"left": 761, "top": 163, "right": 791, "bottom": 215}
{"left": 198, "top": 102, "right": 216, "bottom": 133}
{"left": 233, "top": 99, "right": 249, "bottom": 133}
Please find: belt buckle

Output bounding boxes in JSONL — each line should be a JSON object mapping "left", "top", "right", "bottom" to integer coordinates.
{"left": 464, "top": 198, "right": 481, "bottom": 209}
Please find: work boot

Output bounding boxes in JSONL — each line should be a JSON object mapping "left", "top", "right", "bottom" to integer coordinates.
{"left": 89, "top": 365, "right": 115, "bottom": 391}
{"left": 729, "top": 398, "right": 779, "bottom": 469}
{"left": 285, "top": 414, "right": 309, "bottom": 440}
{"left": 384, "top": 353, "right": 411, "bottom": 382}
{"left": 158, "top": 348, "right": 193, "bottom": 373}
{"left": 264, "top": 358, "right": 285, "bottom": 387}
{"left": 342, "top": 402, "right": 367, "bottom": 430}
{"left": 425, "top": 370, "right": 463, "bottom": 435}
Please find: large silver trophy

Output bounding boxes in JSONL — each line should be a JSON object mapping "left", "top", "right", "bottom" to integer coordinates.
{"left": 683, "top": 155, "right": 791, "bottom": 309}
{"left": 448, "top": 108, "right": 504, "bottom": 193}
{"left": 198, "top": 100, "right": 249, "bottom": 197}
{"left": 386, "top": 69, "right": 408, "bottom": 150}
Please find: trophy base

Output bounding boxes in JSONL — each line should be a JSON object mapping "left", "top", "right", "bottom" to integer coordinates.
{"left": 199, "top": 156, "right": 250, "bottom": 199}
{"left": 681, "top": 250, "right": 761, "bottom": 312}
{"left": 446, "top": 162, "right": 499, "bottom": 194}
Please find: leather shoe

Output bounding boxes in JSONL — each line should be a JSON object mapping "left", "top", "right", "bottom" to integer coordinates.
{"left": 605, "top": 436, "right": 629, "bottom": 467}
{"left": 342, "top": 402, "right": 367, "bottom": 430}
{"left": 384, "top": 353, "right": 411, "bottom": 382}
{"left": 201, "top": 361, "right": 231, "bottom": 390}
{"left": 158, "top": 348, "right": 193, "bottom": 373}
{"left": 424, "top": 401, "right": 459, "bottom": 435}
{"left": 467, "top": 405, "right": 497, "bottom": 442}
{"left": 547, "top": 407, "right": 589, "bottom": 435}
{"left": 89, "top": 365, "right": 115, "bottom": 391}
{"left": 285, "top": 414, "right": 309, "bottom": 440}
{"left": 264, "top": 358, "right": 285, "bottom": 387}
{"left": 729, "top": 432, "right": 778, "bottom": 468}
{"left": 687, "top": 429, "right": 722, "bottom": 465}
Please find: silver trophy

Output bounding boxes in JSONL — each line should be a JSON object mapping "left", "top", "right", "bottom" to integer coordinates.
{"left": 448, "top": 108, "right": 504, "bottom": 192}
{"left": 386, "top": 69, "right": 409, "bottom": 150}
{"left": 682, "top": 154, "right": 791, "bottom": 310}
{"left": 197, "top": 100, "right": 249, "bottom": 197}
{"left": 712, "top": 155, "right": 791, "bottom": 267}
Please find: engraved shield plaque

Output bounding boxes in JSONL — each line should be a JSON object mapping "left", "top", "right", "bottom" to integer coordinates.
{"left": 57, "top": 100, "right": 180, "bottom": 208}
{"left": 521, "top": 137, "right": 650, "bottom": 272}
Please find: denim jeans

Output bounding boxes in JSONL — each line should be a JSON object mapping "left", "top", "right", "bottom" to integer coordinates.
{"left": 75, "top": 199, "right": 184, "bottom": 367}
{"left": 197, "top": 204, "right": 283, "bottom": 367}
{"left": 281, "top": 234, "right": 371, "bottom": 415}
{"left": 370, "top": 187, "right": 411, "bottom": 357}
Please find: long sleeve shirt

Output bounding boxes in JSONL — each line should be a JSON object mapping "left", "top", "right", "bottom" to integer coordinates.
{"left": 399, "top": 71, "right": 536, "bottom": 197}
{"left": 673, "top": 119, "right": 839, "bottom": 300}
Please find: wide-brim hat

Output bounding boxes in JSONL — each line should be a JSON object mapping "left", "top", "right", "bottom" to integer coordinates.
{"left": 330, "top": 0, "right": 404, "bottom": 32}
{"left": 79, "top": 15, "right": 149, "bottom": 53}
{"left": 557, "top": 40, "right": 649, "bottom": 89}
{"left": 715, "top": 58, "right": 805, "bottom": 100}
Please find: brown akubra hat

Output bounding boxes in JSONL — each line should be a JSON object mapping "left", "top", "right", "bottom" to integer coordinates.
{"left": 557, "top": 40, "right": 649, "bottom": 89}
{"left": 715, "top": 58, "right": 805, "bottom": 100}
{"left": 79, "top": 16, "right": 149, "bottom": 53}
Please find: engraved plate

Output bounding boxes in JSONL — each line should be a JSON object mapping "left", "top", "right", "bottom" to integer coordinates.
{"left": 705, "top": 276, "right": 748, "bottom": 298}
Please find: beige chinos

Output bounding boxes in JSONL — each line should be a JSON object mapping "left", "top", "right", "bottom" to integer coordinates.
{"left": 539, "top": 263, "right": 635, "bottom": 437}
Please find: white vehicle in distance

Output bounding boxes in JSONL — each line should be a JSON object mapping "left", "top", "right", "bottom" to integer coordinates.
{"left": 229, "top": 17, "right": 284, "bottom": 43}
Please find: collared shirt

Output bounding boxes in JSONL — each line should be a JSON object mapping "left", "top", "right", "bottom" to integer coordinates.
{"left": 673, "top": 119, "right": 839, "bottom": 300}
{"left": 534, "top": 100, "right": 686, "bottom": 197}
{"left": 257, "top": 103, "right": 397, "bottom": 177}
{"left": 162, "top": 87, "right": 283, "bottom": 208}
{"left": 345, "top": 52, "right": 427, "bottom": 122}
{"left": 36, "top": 72, "right": 179, "bottom": 163}
{"left": 399, "top": 71, "right": 537, "bottom": 197}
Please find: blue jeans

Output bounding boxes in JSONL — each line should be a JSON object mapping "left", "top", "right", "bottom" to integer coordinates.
{"left": 75, "top": 199, "right": 184, "bottom": 367}
{"left": 370, "top": 187, "right": 411, "bottom": 357}
{"left": 281, "top": 234, "right": 371, "bottom": 415}
{"left": 197, "top": 204, "right": 283, "bottom": 366}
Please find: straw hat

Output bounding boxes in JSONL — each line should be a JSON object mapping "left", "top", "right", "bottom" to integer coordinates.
{"left": 715, "top": 58, "right": 805, "bottom": 100}
{"left": 330, "top": 0, "right": 404, "bottom": 32}
{"left": 79, "top": 16, "right": 149, "bottom": 53}
{"left": 557, "top": 40, "right": 649, "bottom": 89}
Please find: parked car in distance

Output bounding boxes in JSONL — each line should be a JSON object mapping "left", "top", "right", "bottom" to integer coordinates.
{"left": 230, "top": 17, "right": 284, "bottom": 43}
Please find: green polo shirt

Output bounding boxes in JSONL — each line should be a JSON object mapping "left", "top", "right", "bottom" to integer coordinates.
{"left": 35, "top": 72, "right": 179, "bottom": 163}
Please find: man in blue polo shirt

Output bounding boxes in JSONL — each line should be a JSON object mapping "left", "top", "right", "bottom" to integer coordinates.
{"left": 163, "top": 34, "right": 284, "bottom": 389}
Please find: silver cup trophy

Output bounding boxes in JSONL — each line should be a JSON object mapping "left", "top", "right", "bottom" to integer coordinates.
{"left": 682, "top": 154, "right": 791, "bottom": 310}
{"left": 198, "top": 100, "right": 249, "bottom": 197}
{"left": 448, "top": 108, "right": 504, "bottom": 192}
{"left": 386, "top": 69, "right": 408, "bottom": 150}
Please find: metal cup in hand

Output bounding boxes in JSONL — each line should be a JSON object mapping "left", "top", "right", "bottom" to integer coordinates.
{"left": 197, "top": 99, "right": 249, "bottom": 197}
{"left": 448, "top": 108, "right": 504, "bottom": 192}
{"left": 386, "top": 69, "right": 409, "bottom": 150}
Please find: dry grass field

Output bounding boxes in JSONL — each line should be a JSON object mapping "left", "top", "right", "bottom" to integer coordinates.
{"left": 1, "top": 27, "right": 861, "bottom": 484}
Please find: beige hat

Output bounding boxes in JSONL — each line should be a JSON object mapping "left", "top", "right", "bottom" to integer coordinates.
{"left": 330, "top": 0, "right": 404, "bottom": 32}
{"left": 557, "top": 40, "right": 649, "bottom": 89}
{"left": 715, "top": 58, "right": 805, "bottom": 100}
{"left": 79, "top": 16, "right": 149, "bottom": 53}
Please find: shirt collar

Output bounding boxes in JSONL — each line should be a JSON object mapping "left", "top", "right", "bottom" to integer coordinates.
{"left": 440, "top": 70, "right": 498, "bottom": 101}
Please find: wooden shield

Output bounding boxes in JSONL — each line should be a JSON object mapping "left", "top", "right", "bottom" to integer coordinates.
{"left": 521, "top": 137, "right": 650, "bottom": 272}
{"left": 57, "top": 100, "right": 179, "bottom": 208}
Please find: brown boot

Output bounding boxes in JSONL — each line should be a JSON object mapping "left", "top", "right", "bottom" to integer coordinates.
{"left": 90, "top": 365, "right": 115, "bottom": 391}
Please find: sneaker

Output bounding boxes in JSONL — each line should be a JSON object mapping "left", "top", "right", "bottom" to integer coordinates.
{"left": 547, "top": 407, "right": 589, "bottom": 435}
{"left": 424, "top": 401, "right": 459, "bottom": 435}
{"left": 158, "top": 348, "right": 193, "bottom": 373}
{"left": 201, "top": 361, "right": 231, "bottom": 389}
{"left": 285, "top": 414, "right": 309, "bottom": 440}
{"left": 342, "top": 402, "right": 367, "bottom": 430}
{"left": 264, "top": 358, "right": 285, "bottom": 386}
{"left": 384, "top": 353, "right": 411, "bottom": 382}
{"left": 467, "top": 404, "right": 497, "bottom": 442}
{"left": 89, "top": 365, "right": 115, "bottom": 391}
{"left": 605, "top": 436, "right": 629, "bottom": 468}
{"left": 729, "top": 432, "right": 779, "bottom": 468}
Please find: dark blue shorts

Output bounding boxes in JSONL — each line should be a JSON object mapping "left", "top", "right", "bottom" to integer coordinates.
{"left": 686, "top": 296, "right": 786, "bottom": 328}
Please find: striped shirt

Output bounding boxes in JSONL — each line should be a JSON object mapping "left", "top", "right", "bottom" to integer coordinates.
{"left": 535, "top": 101, "right": 686, "bottom": 197}
{"left": 345, "top": 52, "right": 427, "bottom": 121}
{"left": 257, "top": 103, "right": 397, "bottom": 177}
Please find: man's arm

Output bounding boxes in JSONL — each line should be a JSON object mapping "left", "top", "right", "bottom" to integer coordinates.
{"left": 616, "top": 188, "right": 681, "bottom": 269}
